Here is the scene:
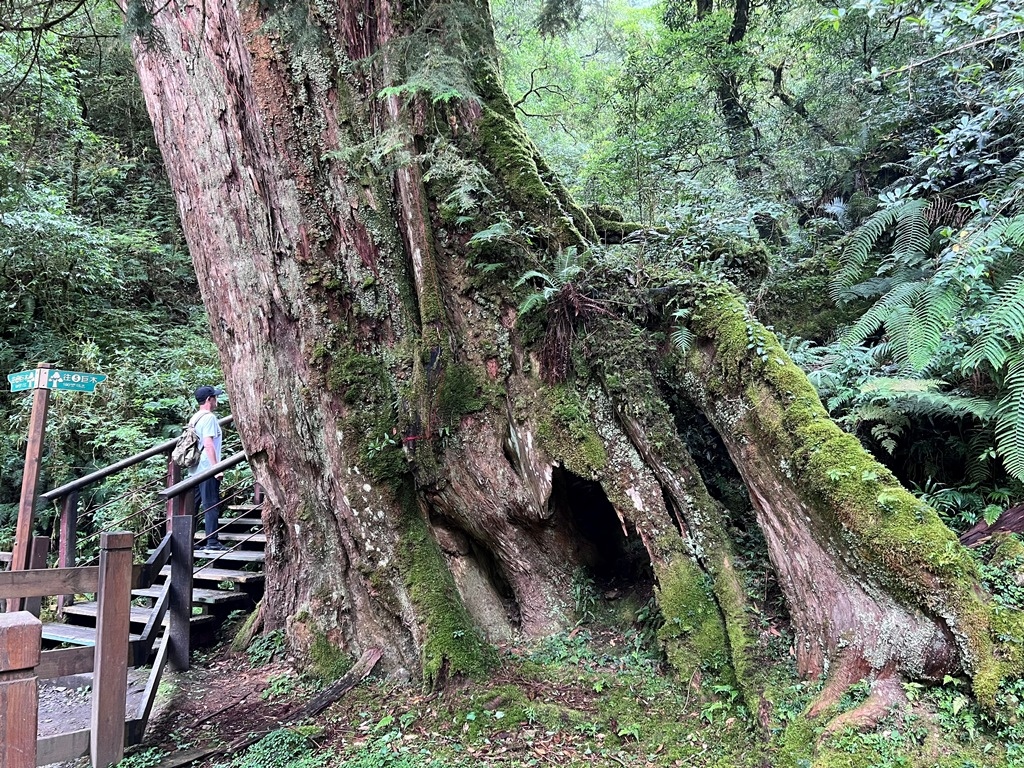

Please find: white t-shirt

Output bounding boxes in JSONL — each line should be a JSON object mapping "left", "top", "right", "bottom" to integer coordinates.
{"left": 189, "top": 411, "right": 222, "bottom": 475}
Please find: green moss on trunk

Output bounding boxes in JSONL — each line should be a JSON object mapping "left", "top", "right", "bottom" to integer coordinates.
{"left": 656, "top": 558, "right": 731, "bottom": 680}
{"left": 682, "top": 280, "right": 1024, "bottom": 708}
{"left": 397, "top": 484, "right": 498, "bottom": 686}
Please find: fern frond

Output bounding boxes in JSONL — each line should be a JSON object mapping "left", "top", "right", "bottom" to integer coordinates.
{"left": 892, "top": 199, "right": 930, "bottom": 264}
{"left": 962, "top": 275, "right": 1024, "bottom": 372}
{"left": 845, "top": 276, "right": 896, "bottom": 299}
{"left": 994, "top": 358, "right": 1024, "bottom": 481}
{"left": 831, "top": 204, "right": 904, "bottom": 303}
{"left": 671, "top": 326, "right": 694, "bottom": 356}
{"left": 904, "top": 283, "right": 965, "bottom": 371}
{"left": 838, "top": 280, "right": 927, "bottom": 349}
{"left": 859, "top": 377, "right": 992, "bottom": 420}
{"left": 831, "top": 199, "right": 929, "bottom": 303}
{"left": 514, "top": 269, "right": 556, "bottom": 289}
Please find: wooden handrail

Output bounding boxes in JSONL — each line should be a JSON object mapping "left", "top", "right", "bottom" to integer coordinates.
{"left": 41, "top": 416, "right": 234, "bottom": 502}
{"left": 0, "top": 567, "right": 99, "bottom": 599}
{"left": 158, "top": 451, "right": 248, "bottom": 499}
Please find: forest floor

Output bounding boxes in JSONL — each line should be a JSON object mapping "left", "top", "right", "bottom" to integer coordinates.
{"left": 92, "top": 612, "right": 1019, "bottom": 768}
{"left": 112, "top": 622, "right": 762, "bottom": 768}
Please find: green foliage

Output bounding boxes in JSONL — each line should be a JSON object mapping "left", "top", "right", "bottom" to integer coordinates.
{"left": 261, "top": 673, "right": 299, "bottom": 701}
{"left": 222, "top": 728, "right": 334, "bottom": 768}
{"left": 570, "top": 567, "right": 598, "bottom": 624}
{"left": 247, "top": 629, "right": 287, "bottom": 667}
{"left": 115, "top": 748, "right": 164, "bottom": 768}
{"left": 0, "top": 19, "right": 217, "bottom": 545}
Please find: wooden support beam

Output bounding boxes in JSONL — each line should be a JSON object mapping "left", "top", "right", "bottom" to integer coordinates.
{"left": 91, "top": 532, "right": 132, "bottom": 768}
{"left": 0, "top": 611, "right": 42, "bottom": 768}
{"left": 24, "top": 537, "right": 50, "bottom": 618}
{"left": 169, "top": 516, "right": 194, "bottom": 672}
{"left": 36, "top": 646, "right": 94, "bottom": 680}
{"left": 57, "top": 490, "right": 79, "bottom": 614}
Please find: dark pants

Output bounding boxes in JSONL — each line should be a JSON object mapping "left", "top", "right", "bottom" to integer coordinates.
{"left": 194, "top": 476, "right": 221, "bottom": 545}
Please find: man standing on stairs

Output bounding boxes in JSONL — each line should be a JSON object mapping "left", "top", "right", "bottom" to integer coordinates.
{"left": 191, "top": 386, "right": 227, "bottom": 551}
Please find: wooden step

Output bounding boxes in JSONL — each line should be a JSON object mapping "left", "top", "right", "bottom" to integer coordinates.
{"left": 194, "top": 531, "right": 266, "bottom": 545}
{"left": 62, "top": 602, "right": 216, "bottom": 629}
{"left": 151, "top": 546, "right": 264, "bottom": 563}
{"left": 132, "top": 585, "right": 250, "bottom": 606}
{"left": 42, "top": 622, "right": 142, "bottom": 646}
{"left": 218, "top": 516, "right": 262, "bottom": 528}
{"left": 192, "top": 548, "right": 265, "bottom": 564}
{"left": 159, "top": 565, "right": 264, "bottom": 586}
{"left": 227, "top": 502, "right": 262, "bottom": 512}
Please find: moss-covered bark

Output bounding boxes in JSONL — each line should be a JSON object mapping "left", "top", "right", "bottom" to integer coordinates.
{"left": 676, "top": 280, "right": 1024, "bottom": 708}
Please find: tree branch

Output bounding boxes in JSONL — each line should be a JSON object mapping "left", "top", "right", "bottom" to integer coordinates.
{"left": 879, "top": 29, "right": 1024, "bottom": 79}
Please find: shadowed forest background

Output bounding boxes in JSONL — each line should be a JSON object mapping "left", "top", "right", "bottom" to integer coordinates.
{"left": 3, "top": 0, "right": 1024, "bottom": 765}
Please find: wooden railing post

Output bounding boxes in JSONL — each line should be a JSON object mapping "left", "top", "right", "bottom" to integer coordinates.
{"left": 23, "top": 537, "right": 50, "bottom": 618}
{"left": 170, "top": 485, "right": 195, "bottom": 519}
{"left": 169, "top": 515, "right": 194, "bottom": 672}
{"left": 166, "top": 459, "right": 181, "bottom": 523}
{"left": 0, "top": 611, "right": 41, "bottom": 768}
{"left": 58, "top": 491, "right": 80, "bottom": 614}
{"left": 91, "top": 532, "right": 132, "bottom": 768}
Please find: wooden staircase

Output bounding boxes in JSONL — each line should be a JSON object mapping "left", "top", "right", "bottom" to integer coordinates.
{"left": 40, "top": 504, "right": 265, "bottom": 655}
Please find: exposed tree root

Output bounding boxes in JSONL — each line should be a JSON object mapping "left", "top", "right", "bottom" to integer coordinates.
{"left": 806, "top": 652, "right": 870, "bottom": 720}
{"left": 229, "top": 598, "right": 265, "bottom": 653}
{"left": 820, "top": 675, "right": 907, "bottom": 738}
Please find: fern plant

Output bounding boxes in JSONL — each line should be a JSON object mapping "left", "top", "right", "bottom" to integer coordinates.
{"left": 515, "top": 248, "right": 609, "bottom": 383}
{"left": 823, "top": 202, "right": 1024, "bottom": 482}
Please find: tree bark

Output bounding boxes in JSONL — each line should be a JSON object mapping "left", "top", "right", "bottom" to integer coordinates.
{"left": 122, "top": 0, "right": 1017, "bottom": 714}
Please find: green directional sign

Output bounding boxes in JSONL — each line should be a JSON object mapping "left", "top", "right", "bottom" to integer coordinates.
{"left": 7, "top": 370, "right": 38, "bottom": 392}
{"left": 7, "top": 368, "right": 107, "bottom": 393}
{"left": 43, "top": 369, "right": 107, "bottom": 393}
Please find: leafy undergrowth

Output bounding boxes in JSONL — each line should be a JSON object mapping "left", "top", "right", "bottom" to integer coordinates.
{"left": 126, "top": 615, "right": 1024, "bottom": 768}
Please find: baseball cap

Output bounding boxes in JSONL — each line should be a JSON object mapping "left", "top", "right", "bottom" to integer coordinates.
{"left": 195, "top": 386, "right": 225, "bottom": 403}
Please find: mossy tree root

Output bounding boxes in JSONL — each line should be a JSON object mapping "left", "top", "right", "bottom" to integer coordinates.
{"left": 676, "top": 279, "right": 1017, "bottom": 709}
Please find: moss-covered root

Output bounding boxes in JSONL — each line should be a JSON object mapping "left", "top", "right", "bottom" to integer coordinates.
{"left": 678, "top": 280, "right": 1018, "bottom": 708}
{"left": 397, "top": 486, "right": 498, "bottom": 687}
{"left": 616, "top": 410, "right": 764, "bottom": 719}
{"left": 470, "top": 63, "right": 593, "bottom": 249}
{"left": 656, "top": 558, "right": 731, "bottom": 684}
{"left": 230, "top": 599, "right": 265, "bottom": 653}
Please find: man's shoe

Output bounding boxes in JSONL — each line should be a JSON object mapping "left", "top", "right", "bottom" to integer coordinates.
{"left": 200, "top": 541, "right": 229, "bottom": 551}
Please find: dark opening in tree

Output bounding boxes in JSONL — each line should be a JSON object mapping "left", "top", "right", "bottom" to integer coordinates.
{"left": 550, "top": 466, "right": 654, "bottom": 592}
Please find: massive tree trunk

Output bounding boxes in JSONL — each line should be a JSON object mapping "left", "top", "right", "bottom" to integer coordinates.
{"left": 123, "top": 0, "right": 1017, "bottom": 714}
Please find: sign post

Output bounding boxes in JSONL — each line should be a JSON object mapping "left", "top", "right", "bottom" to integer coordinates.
{"left": 9, "top": 364, "right": 52, "bottom": 584}
{"left": 6, "top": 365, "right": 107, "bottom": 610}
